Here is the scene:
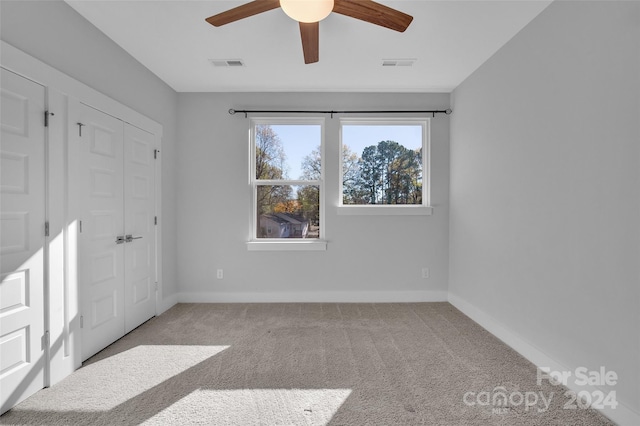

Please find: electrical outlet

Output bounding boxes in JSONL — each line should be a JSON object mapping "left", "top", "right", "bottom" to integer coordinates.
{"left": 216, "top": 269, "right": 223, "bottom": 279}
{"left": 421, "top": 268, "right": 430, "bottom": 279}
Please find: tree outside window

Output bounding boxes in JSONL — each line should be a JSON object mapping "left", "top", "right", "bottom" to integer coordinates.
{"left": 338, "top": 120, "right": 429, "bottom": 207}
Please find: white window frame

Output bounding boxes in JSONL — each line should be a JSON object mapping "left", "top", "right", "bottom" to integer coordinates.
{"left": 338, "top": 118, "right": 433, "bottom": 216}
{"left": 247, "top": 117, "right": 327, "bottom": 251}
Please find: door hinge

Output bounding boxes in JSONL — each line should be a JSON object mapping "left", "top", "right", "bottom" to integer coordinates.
{"left": 154, "top": 149, "right": 159, "bottom": 159}
{"left": 79, "top": 220, "right": 83, "bottom": 233}
{"left": 44, "top": 110, "right": 54, "bottom": 127}
{"left": 80, "top": 315, "right": 84, "bottom": 329}
{"left": 154, "top": 216, "right": 158, "bottom": 225}
{"left": 155, "top": 282, "right": 159, "bottom": 292}
{"left": 45, "top": 221, "right": 50, "bottom": 237}
{"left": 42, "top": 330, "right": 50, "bottom": 350}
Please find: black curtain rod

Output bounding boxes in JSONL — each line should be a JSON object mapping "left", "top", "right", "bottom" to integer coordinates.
{"left": 228, "top": 108, "right": 452, "bottom": 118}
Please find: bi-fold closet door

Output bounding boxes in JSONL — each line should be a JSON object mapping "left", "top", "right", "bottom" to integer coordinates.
{"left": 77, "top": 103, "right": 156, "bottom": 361}
{"left": 0, "top": 67, "right": 46, "bottom": 414}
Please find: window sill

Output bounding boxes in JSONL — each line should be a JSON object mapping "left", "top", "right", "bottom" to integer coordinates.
{"left": 337, "top": 205, "right": 434, "bottom": 216}
{"left": 246, "top": 240, "right": 328, "bottom": 251}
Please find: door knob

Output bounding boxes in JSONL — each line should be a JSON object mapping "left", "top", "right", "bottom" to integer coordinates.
{"left": 116, "top": 236, "right": 125, "bottom": 244}
{"left": 125, "top": 234, "right": 143, "bottom": 243}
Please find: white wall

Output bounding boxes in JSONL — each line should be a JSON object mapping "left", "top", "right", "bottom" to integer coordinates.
{"left": 450, "top": 0, "right": 640, "bottom": 421}
{"left": 1, "top": 0, "right": 179, "bottom": 302}
{"left": 177, "top": 92, "right": 450, "bottom": 301}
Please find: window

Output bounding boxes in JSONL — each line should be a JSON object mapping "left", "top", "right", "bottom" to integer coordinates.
{"left": 339, "top": 119, "right": 432, "bottom": 215}
{"left": 248, "top": 118, "right": 326, "bottom": 250}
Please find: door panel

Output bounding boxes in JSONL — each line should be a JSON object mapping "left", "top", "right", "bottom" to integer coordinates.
{"left": 78, "top": 104, "right": 125, "bottom": 361}
{"left": 0, "top": 68, "right": 46, "bottom": 414}
{"left": 123, "top": 124, "right": 156, "bottom": 333}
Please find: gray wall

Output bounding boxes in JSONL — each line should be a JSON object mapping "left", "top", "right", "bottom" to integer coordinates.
{"left": 177, "top": 92, "right": 450, "bottom": 299}
{"left": 450, "top": 0, "right": 639, "bottom": 414}
{"left": 1, "top": 0, "right": 179, "bottom": 300}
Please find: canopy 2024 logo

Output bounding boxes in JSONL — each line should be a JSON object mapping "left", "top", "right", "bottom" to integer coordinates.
{"left": 462, "top": 366, "right": 619, "bottom": 415}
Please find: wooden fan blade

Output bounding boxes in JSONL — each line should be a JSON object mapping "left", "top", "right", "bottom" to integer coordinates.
{"left": 206, "top": 0, "right": 280, "bottom": 27}
{"left": 300, "top": 22, "right": 319, "bottom": 64}
{"left": 332, "top": 0, "right": 413, "bottom": 32}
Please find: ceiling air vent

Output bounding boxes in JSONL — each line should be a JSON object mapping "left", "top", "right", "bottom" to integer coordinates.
{"left": 382, "top": 59, "right": 416, "bottom": 67}
{"left": 210, "top": 59, "right": 245, "bottom": 67}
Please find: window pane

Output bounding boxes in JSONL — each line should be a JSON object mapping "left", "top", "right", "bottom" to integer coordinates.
{"left": 256, "top": 185, "right": 320, "bottom": 239}
{"left": 342, "top": 125, "right": 423, "bottom": 205}
{"left": 255, "top": 124, "right": 321, "bottom": 180}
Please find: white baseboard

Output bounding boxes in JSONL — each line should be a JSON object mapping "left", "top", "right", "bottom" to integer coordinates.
{"left": 448, "top": 293, "right": 640, "bottom": 426}
{"left": 178, "top": 290, "right": 448, "bottom": 303}
{"left": 157, "top": 293, "right": 179, "bottom": 315}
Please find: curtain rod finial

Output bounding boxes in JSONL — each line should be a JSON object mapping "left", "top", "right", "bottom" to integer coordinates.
{"left": 228, "top": 109, "right": 236, "bottom": 115}
{"left": 445, "top": 109, "right": 452, "bottom": 115}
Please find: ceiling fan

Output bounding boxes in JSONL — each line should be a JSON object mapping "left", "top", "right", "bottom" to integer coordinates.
{"left": 205, "top": 0, "right": 413, "bottom": 64}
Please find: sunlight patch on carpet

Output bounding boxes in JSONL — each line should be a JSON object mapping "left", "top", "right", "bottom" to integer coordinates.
{"left": 13, "top": 345, "right": 228, "bottom": 412}
{"left": 142, "top": 388, "right": 352, "bottom": 425}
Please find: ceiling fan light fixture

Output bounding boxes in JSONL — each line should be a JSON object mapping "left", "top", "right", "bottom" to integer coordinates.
{"left": 280, "top": 0, "right": 334, "bottom": 23}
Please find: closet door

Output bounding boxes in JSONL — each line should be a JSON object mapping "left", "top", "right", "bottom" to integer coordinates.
{"left": 78, "top": 106, "right": 157, "bottom": 360}
{"left": 78, "top": 104, "right": 125, "bottom": 361}
{"left": 0, "top": 69, "right": 46, "bottom": 413}
{"left": 123, "top": 124, "right": 156, "bottom": 333}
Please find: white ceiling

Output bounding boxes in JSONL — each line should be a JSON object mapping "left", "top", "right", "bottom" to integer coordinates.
{"left": 65, "top": 0, "right": 551, "bottom": 93}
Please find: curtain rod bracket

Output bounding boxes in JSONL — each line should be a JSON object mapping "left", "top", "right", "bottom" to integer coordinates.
{"left": 229, "top": 108, "right": 249, "bottom": 118}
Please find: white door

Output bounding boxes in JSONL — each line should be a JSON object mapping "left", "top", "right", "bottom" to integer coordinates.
{"left": 78, "top": 104, "right": 125, "bottom": 361}
{"left": 78, "top": 106, "right": 156, "bottom": 360}
{"left": 0, "top": 69, "right": 46, "bottom": 414}
{"left": 123, "top": 124, "right": 156, "bottom": 333}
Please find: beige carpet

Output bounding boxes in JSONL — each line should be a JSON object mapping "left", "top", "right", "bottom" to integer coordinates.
{"left": 1, "top": 303, "right": 612, "bottom": 425}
